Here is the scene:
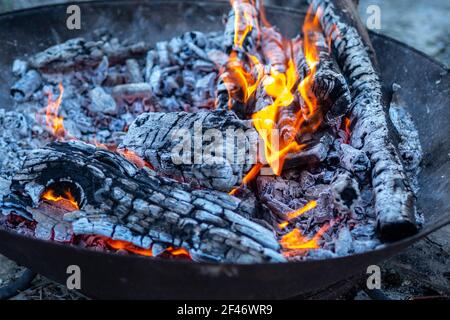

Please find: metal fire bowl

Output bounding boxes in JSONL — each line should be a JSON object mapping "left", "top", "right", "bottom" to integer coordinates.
{"left": 0, "top": 0, "right": 449, "bottom": 299}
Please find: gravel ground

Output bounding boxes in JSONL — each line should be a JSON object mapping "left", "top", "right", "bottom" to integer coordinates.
{"left": 0, "top": 0, "right": 448, "bottom": 300}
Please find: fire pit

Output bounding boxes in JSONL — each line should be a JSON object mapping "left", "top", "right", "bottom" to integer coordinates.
{"left": 0, "top": 0, "right": 449, "bottom": 299}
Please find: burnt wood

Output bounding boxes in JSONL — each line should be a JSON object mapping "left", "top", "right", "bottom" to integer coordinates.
{"left": 3, "top": 141, "right": 284, "bottom": 264}
{"left": 121, "top": 110, "right": 257, "bottom": 192}
{"left": 310, "top": 0, "right": 418, "bottom": 240}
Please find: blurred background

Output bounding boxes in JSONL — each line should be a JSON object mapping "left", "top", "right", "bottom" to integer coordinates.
{"left": 0, "top": 0, "right": 449, "bottom": 65}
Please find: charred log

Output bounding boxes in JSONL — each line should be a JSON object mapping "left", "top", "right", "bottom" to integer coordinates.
{"left": 1, "top": 141, "right": 284, "bottom": 264}
{"left": 310, "top": 0, "right": 418, "bottom": 240}
{"left": 120, "top": 110, "right": 257, "bottom": 192}
{"left": 28, "top": 37, "right": 148, "bottom": 72}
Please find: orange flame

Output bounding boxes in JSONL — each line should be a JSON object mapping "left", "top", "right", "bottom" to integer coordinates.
{"left": 252, "top": 59, "right": 303, "bottom": 175}
{"left": 298, "top": 6, "right": 322, "bottom": 125}
{"left": 222, "top": 52, "right": 263, "bottom": 105}
{"left": 106, "top": 239, "right": 153, "bottom": 257}
{"left": 280, "top": 224, "right": 329, "bottom": 251}
{"left": 44, "top": 83, "right": 66, "bottom": 139}
{"left": 41, "top": 188, "right": 79, "bottom": 211}
{"left": 165, "top": 247, "right": 190, "bottom": 257}
{"left": 286, "top": 200, "right": 317, "bottom": 220}
{"left": 117, "top": 148, "right": 153, "bottom": 169}
{"left": 232, "top": 0, "right": 258, "bottom": 49}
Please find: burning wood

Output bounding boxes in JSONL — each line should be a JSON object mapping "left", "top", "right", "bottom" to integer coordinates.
{"left": 309, "top": 0, "right": 418, "bottom": 239}
{"left": 0, "top": 0, "right": 424, "bottom": 264}
{"left": 2, "top": 141, "right": 284, "bottom": 263}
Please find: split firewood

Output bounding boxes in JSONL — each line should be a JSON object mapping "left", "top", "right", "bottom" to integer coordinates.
{"left": 1, "top": 141, "right": 284, "bottom": 264}
{"left": 120, "top": 110, "right": 257, "bottom": 192}
{"left": 310, "top": 0, "right": 418, "bottom": 240}
{"left": 28, "top": 37, "right": 148, "bottom": 72}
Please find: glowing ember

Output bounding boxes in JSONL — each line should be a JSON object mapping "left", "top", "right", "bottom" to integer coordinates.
{"left": 278, "top": 200, "right": 317, "bottom": 229}
{"left": 105, "top": 239, "right": 190, "bottom": 259}
{"left": 106, "top": 239, "right": 153, "bottom": 257}
{"left": 117, "top": 148, "right": 153, "bottom": 169}
{"left": 344, "top": 117, "right": 352, "bottom": 143}
{"left": 280, "top": 224, "right": 329, "bottom": 251}
{"left": 41, "top": 188, "right": 79, "bottom": 211}
{"left": 44, "top": 83, "right": 66, "bottom": 139}
{"left": 165, "top": 247, "right": 190, "bottom": 257}
{"left": 298, "top": 6, "right": 323, "bottom": 131}
{"left": 286, "top": 200, "right": 317, "bottom": 220}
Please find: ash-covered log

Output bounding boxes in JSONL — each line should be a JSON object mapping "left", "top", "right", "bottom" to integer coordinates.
{"left": 1, "top": 141, "right": 284, "bottom": 264}
{"left": 310, "top": 0, "right": 418, "bottom": 240}
{"left": 28, "top": 37, "right": 148, "bottom": 72}
{"left": 120, "top": 110, "right": 257, "bottom": 192}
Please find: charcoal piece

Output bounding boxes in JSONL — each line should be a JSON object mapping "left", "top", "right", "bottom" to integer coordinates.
{"left": 125, "top": 59, "right": 143, "bottom": 83}
{"left": 284, "top": 132, "right": 333, "bottom": 169}
{"left": 92, "top": 56, "right": 109, "bottom": 85}
{"left": 339, "top": 143, "right": 370, "bottom": 178}
{"left": 0, "top": 109, "right": 30, "bottom": 138}
{"left": 330, "top": 170, "right": 360, "bottom": 213}
{"left": 120, "top": 110, "right": 256, "bottom": 192}
{"left": 311, "top": 0, "right": 418, "bottom": 240}
{"left": 88, "top": 87, "right": 117, "bottom": 115}
{"left": 10, "top": 70, "right": 42, "bottom": 102}
{"left": 1, "top": 141, "right": 284, "bottom": 264}
{"left": 335, "top": 226, "right": 353, "bottom": 256}
{"left": 12, "top": 59, "right": 28, "bottom": 77}
{"left": 111, "top": 83, "right": 152, "bottom": 101}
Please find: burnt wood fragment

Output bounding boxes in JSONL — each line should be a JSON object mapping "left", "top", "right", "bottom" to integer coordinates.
{"left": 310, "top": 0, "right": 418, "bottom": 240}
{"left": 2, "top": 141, "right": 284, "bottom": 264}
{"left": 10, "top": 70, "right": 42, "bottom": 102}
{"left": 28, "top": 37, "right": 148, "bottom": 72}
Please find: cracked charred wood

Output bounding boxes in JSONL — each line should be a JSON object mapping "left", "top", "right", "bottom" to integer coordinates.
{"left": 28, "top": 37, "right": 148, "bottom": 72}
{"left": 283, "top": 133, "right": 332, "bottom": 169}
{"left": 310, "top": 0, "right": 418, "bottom": 240}
{"left": 10, "top": 70, "right": 42, "bottom": 102}
{"left": 261, "top": 26, "right": 287, "bottom": 73}
{"left": 224, "top": 0, "right": 261, "bottom": 54}
{"left": 2, "top": 141, "right": 284, "bottom": 264}
{"left": 120, "top": 110, "right": 257, "bottom": 192}
{"left": 296, "top": 28, "right": 351, "bottom": 127}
